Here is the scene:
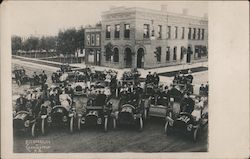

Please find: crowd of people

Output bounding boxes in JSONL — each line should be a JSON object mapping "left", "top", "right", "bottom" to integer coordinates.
{"left": 14, "top": 65, "right": 208, "bottom": 122}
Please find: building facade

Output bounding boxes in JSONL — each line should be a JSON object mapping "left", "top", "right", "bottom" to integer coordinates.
{"left": 85, "top": 27, "right": 102, "bottom": 66}
{"left": 100, "top": 5, "right": 208, "bottom": 69}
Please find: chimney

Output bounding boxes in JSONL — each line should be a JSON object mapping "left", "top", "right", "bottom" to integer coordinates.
{"left": 182, "top": 8, "right": 188, "bottom": 15}
{"left": 161, "top": 5, "right": 168, "bottom": 12}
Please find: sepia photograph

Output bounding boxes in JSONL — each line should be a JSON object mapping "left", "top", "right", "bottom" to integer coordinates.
{"left": 10, "top": 1, "right": 209, "bottom": 153}
{"left": 2, "top": 1, "right": 249, "bottom": 158}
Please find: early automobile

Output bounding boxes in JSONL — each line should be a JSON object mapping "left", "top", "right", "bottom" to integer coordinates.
{"left": 164, "top": 110, "right": 208, "bottom": 141}
{"left": 77, "top": 96, "right": 112, "bottom": 132}
{"left": 144, "top": 95, "right": 172, "bottom": 120}
{"left": 13, "top": 111, "right": 38, "bottom": 137}
{"left": 12, "top": 69, "right": 30, "bottom": 85}
{"left": 40, "top": 105, "right": 76, "bottom": 134}
{"left": 112, "top": 100, "right": 144, "bottom": 131}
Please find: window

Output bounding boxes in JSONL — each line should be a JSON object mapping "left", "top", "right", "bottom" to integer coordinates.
{"left": 193, "top": 28, "right": 196, "bottom": 40}
{"left": 124, "top": 24, "right": 130, "bottom": 38}
{"left": 175, "top": 26, "right": 178, "bottom": 39}
{"left": 181, "top": 27, "right": 185, "bottom": 39}
{"left": 105, "top": 48, "right": 111, "bottom": 61}
{"left": 201, "top": 29, "right": 205, "bottom": 40}
{"left": 156, "top": 47, "right": 161, "bottom": 62}
{"left": 181, "top": 47, "right": 185, "bottom": 60}
{"left": 91, "top": 34, "right": 95, "bottom": 46}
{"left": 96, "top": 34, "right": 100, "bottom": 46}
{"left": 115, "top": 24, "right": 120, "bottom": 38}
{"left": 167, "top": 26, "right": 171, "bottom": 39}
{"left": 113, "top": 48, "right": 119, "bottom": 62}
{"left": 188, "top": 28, "right": 192, "bottom": 39}
{"left": 158, "top": 25, "right": 162, "bottom": 39}
{"left": 143, "top": 24, "right": 150, "bottom": 38}
{"left": 106, "top": 25, "right": 111, "bottom": 39}
{"left": 173, "top": 47, "right": 177, "bottom": 61}
{"left": 197, "top": 28, "right": 201, "bottom": 40}
{"left": 166, "top": 47, "right": 170, "bottom": 61}
{"left": 87, "top": 34, "right": 90, "bottom": 46}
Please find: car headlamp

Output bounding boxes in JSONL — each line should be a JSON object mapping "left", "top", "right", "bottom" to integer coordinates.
{"left": 24, "top": 120, "right": 30, "bottom": 127}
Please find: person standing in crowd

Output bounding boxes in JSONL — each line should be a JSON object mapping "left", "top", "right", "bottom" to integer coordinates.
{"left": 32, "top": 72, "right": 40, "bottom": 86}
{"left": 199, "top": 84, "right": 206, "bottom": 96}
{"left": 153, "top": 72, "right": 160, "bottom": 86}
{"left": 205, "top": 82, "right": 209, "bottom": 96}
{"left": 59, "top": 89, "right": 72, "bottom": 111}
{"left": 186, "top": 69, "right": 194, "bottom": 84}
{"left": 146, "top": 71, "right": 152, "bottom": 84}
{"left": 168, "top": 84, "right": 183, "bottom": 102}
{"left": 65, "top": 84, "right": 74, "bottom": 99}
{"left": 173, "top": 71, "right": 181, "bottom": 84}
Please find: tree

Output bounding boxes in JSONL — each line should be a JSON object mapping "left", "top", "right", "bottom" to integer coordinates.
{"left": 11, "top": 36, "right": 22, "bottom": 54}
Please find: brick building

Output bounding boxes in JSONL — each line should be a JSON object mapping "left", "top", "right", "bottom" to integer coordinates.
{"left": 100, "top": 5, "right": 208, "bottom": 69}
{"left": 85, "top": 26, "right": 102, "bottom": 65}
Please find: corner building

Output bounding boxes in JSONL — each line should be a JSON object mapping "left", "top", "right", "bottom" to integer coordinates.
{"left": 101, "top": 6, "right": 208, "bottom": 69}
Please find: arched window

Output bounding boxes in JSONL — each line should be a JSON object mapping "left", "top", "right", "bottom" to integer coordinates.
{"left": 113, "top": 48, "right": 119, "bottom": 62}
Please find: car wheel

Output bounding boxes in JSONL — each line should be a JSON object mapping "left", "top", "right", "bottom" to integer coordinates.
{"left": 69, "top": 117, "right": 74, "bottom": 133}
{"left": 193, "top": 127, "right": 199, "bottom": 142}
{"left": 164, "top": 121, "right": 170, "bottom": 135}
{"left": 104, "top": 117, "right": 108, "bottom": 132}
{"left": 31, "top": 122, "right": 37, "bottom": 137}
{"left": 77, "top": 117, "right": 81, "bottom": 131}
{"left": 113, "top": 118, "right": 116, "bottom": 129}
{"left": 144, "top": 108, "right": 147, "bottom": 119}
{"left": 41, "top": 118, "right": 46, "bottom": 135}
{"left": 139, "top": 117, "right": 143, "bottom": 131}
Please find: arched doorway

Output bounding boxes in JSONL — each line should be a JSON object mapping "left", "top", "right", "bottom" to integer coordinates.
{"left": 137, "top": 48, "right": 144, "bottom": 68}
{"left": 124, "top": 47, "right": 132, "bottom": 68}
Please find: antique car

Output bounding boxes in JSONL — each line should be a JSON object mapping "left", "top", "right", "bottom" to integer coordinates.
{"left": 144, "top": 95, "right": 172, "bottom": 120}
{"left": 164, "top": 111, "right": 208, "bottom": 142}
{"left": 112, "top": 100, "right": 144, "bottom": 131}
{"left": 72, "top": 82, "right": 88, "bottom": 96}
{"left": 89, "top": 82, "right": 111, "bottom": 97}
{"left": 12, "top": 69, "right": 30, "bottom": 85}
{"left": 40, "top": 105, "right": 76, "bottom": 134}
{"left": 77, "top": 96, "right": 112, "bottom": 132}
{"left": 13, "top": 110, "right": 38, "bottom": 137}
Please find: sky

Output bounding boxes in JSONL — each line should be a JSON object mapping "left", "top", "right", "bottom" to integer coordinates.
{"left": 8, "top": 1, "right": 208, "bottom": 37}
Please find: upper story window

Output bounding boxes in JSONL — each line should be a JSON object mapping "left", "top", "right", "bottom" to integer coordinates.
{"left": 115, "top": 24, "right": 120, "bottom": 39}
{"left": 181, "top": 27, "right": 185, "bottom": 39}
{"left": 167, "top": 26, "right": 171, "bottom": 39}
{"left": 175, "top": 26, "right": 178, "bottom": 39}
{"left": 91, "top": 34, "right": 95, "bottom": 46}
{"left": 143, "top": 24, "right": 150, "bottom": 38}
{"left": 197, "top": 28, "right": 201, "bottom": 40}
{"left": 124, "top": 24, "right": 130, "bottom": 38}
{"left": 201, "top": 29, "right": 205, "bottom": 40}
{"left": 158, "top": 25, "right": 162, "bottom": 39}
{"left": 87, "top": 34, "right": 90, "bottom": 46}
{"left": 96, "top": 34, "right": 100, "bottom": 46}
{"left": 188, "top": 28, "right": 192, "bottom": 40}
{"left": 106, "top": 25, "right": 111, "bottom": 39}
{"left": 193, "top": 28, "right": 196, "bottom": 40}
{"left": 173, "top": 47, "right": 177, "bottom": 61}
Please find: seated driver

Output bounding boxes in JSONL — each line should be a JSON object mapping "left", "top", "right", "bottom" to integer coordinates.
{"left": 15, "top": 93, "right": 28, "bottom": 112}
{"left": 59, "top": 89, "right": 72, "bottom": 111}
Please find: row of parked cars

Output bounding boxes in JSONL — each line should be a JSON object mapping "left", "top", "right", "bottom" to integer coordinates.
{"left": 13, "top": 66, "right": 208, "bottom": 142}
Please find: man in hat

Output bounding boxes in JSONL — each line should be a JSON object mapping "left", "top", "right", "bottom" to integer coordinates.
{"left": 15, "top": 93, "right": 28, "bottom": 112}
{"left": 153, "top": 72, "right": 160, "bottom": 86}
{"left": 186, "top": 69, "right": 193, "bottom": 84}
{"left": 146, "top": 71, "right": 152, "bottom": 84}
{"left": 180, "top": 93, "right": 195, "bottom": 113}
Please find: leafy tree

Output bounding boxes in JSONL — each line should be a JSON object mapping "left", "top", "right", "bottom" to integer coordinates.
{"left": 11, "top": 36, "right": 22, "bottom": 54}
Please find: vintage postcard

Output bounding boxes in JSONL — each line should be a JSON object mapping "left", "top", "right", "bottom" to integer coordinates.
{"left": 0, "top": 1, "right": 249, "bottom": 159}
